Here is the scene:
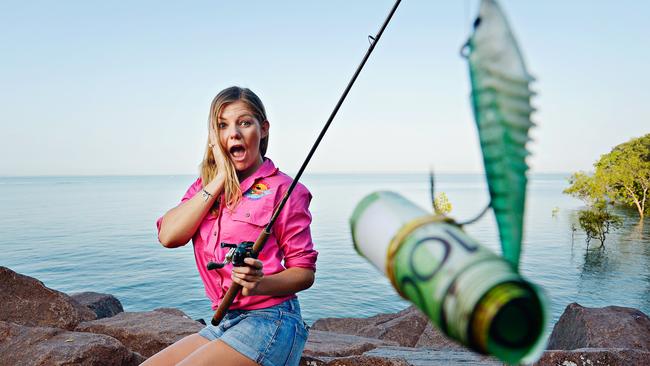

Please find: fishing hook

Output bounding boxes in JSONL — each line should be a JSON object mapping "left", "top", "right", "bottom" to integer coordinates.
{"left": 458, "top": 201, "right": 492, "bottom": 226}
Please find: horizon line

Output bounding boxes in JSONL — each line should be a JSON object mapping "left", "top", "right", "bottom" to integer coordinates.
{"left": 0, "top": 171, "right": 575, "bottom": 178}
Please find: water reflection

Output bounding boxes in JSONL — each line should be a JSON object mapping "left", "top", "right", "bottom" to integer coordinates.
{"left": 570, "top": 204, "right": 650, "bottom": 312}
{"left": 580, "top": 247, "right": 612, "bottom": 275}
{"left": 627, "top": 219, "right": 645, "bottom": 242}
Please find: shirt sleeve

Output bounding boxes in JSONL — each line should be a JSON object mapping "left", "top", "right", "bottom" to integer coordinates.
{"left": 274, "top": 183, "right": 318, "bottom": 272}
{"left": 155, "top": 177, "right": 203, "bottom": 237}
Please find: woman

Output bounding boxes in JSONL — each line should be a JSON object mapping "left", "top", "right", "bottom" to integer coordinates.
{"left": 145, "top": 86, "right": 317, "bottom": 366}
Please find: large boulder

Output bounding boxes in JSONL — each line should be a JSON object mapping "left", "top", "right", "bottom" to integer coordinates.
{"left": 535, "top": 348, "right": 650, "bottom": 366}
{"left": 0, "top": 267, "right": 96, "bottom": 330}
{"left": 312, "top": 306, "right": 430, "bottom": 347}
{"left": 75, "top": 311, "right": 203, "bottom": 357}
{"left": 71, "top": 292, "right": 124, "bottom": 319}
{"left": 153, "top": 307, "right": 192, "bottom": 319}
{"left": 304, "top": 330, "right": 399, "bottom": 357}
{"left": 547, "top": 303, "right": 650, "bottom": 350}
{"left": 312, "top": 311, "right": 401, "bottom": 335}
{"left": 154, "top": 307, "right": 207, "bottom": 325}
{"left": 0, "top": 321, "right": 145, "bottom": 366}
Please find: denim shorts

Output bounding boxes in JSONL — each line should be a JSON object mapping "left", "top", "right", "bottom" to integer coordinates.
{"left": 198, "top": 298, "right": 309, "bottom": 366}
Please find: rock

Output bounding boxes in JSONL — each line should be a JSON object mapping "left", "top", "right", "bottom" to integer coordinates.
{"left": 365, "top": 346, "right": 501, "bottom": 366}
{"left": 75, "top": 311, "right": 203, "bottom": 357}
{"left": 153, "top": 307, "right": 191, "bottom": 319}
{"left": 299, "top": 355, "right": 411, "bottom": 366}
{"left": 302, "top": 343, "right": 499, "bottom": 365}
{"left": 0, "top": 321, "right": 145, "bottom": 366}
{"left": 312, "top": 306, "right": 429, "bottom": 347}
{"left": 534, "top": 348, "right": 650, "bottom": 366}
{"left": 325, "top": 356, "right": 411, "bottom": 366}
{"left": 303, "top": 330, "right": 399, "bottom": 357}
{"left": 547, "top": 302, "right": 650, "bottom": 350}
{"left": 71, "top": 292, "right": 124, "bottom": 319}
{"left": 153, "top": 308, "right": 208, "bottom": 326}
{"left": 312, "top": 311, "right": 401, "bottom": 335}
{"left": 300, "top": 355, "right": 327, "bottom": 366}
{"left": 0, "top": 266, "right": 96, "bottom": 330}
{"left": 414, "top": 323, "right": 463, "bottom": 350}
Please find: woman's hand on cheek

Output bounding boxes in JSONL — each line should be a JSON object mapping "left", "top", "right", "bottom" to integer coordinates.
{"left": 209, "top": 124, "right": 229, "bottom": 178}
{"left": 231, "top": 258, "right": 264, "bottom": 296}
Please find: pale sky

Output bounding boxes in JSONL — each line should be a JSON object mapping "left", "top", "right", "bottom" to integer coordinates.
{"left": 1, "top": 1, "right": 648, "bottom": 176}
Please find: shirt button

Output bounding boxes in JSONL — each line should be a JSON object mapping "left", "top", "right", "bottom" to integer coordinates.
{"left": 213, "top": 231, "right": 217, "bottom": 236}
{"left": 245, "top": 213, "right": 250, "bottom": 218}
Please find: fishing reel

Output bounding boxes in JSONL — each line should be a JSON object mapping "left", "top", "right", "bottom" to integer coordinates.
{"left": 206, "top": 241, "right": 257, "bottom": 270}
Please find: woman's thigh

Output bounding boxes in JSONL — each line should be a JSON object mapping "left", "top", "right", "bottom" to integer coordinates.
{"left": 177, "top": 340, "right": 259, "bottom": 366}
{"left": 140, "top": 333, "right": 210, "bottom": 366}
{"left": 218, "top": 303, "right": 309, "bottom": 366}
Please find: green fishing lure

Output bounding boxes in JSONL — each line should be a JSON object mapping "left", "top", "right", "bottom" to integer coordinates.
{"left": 349, "top": 2, "right": 550, "bottom": 363}
{"left": 463, "top": 0, "right": 535, "bottom": 270}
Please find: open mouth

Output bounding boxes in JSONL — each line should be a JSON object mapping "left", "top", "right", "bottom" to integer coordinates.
{"left": 229, "top": 145, "right": 246, "bottom": 160}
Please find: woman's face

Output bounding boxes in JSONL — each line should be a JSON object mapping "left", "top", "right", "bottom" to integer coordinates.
{"left": 217, "top": 100, "right": 269, "bottom": 180}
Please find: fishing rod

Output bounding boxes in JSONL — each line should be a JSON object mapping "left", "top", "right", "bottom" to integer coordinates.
{"left": 208, "top": 0, "right": 402, "bottom": 326}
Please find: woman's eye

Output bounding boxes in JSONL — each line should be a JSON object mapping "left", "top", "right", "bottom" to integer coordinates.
{"left": 217, "top": 122, "right": 227, "bottom": 129}
{"left": 239, "top": 120, "right": 253, "bottom": 127}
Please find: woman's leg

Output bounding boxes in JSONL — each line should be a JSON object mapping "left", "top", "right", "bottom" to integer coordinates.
{"left": 140, "top": 334, "right": 210, "bottom": 366}
{"left": 177, "top": 339, "right": 259, "bottom": 366}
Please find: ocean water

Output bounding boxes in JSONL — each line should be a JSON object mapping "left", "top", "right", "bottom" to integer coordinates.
{"left": 1, "top": 174, "right": 649, "bottom": 329}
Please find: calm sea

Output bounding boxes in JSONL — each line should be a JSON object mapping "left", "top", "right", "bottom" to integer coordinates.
{"left": 1, "top": 174, "right": 649, "bottom": 328}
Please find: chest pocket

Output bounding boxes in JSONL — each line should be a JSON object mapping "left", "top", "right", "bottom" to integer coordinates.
{"left": 231, "top": 197, "right": 274, "bottom": 227}
{"left": 217, "top": 194, "right": 276, "bottom": 258}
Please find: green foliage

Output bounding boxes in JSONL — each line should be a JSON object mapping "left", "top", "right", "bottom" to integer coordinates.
{"left": 433, "top": 192, "right": 452, "bottom": 216}
{"left": 563, "top": 171, "right": 606, "bottom": 205}
{"left": 577, "top": 204, "right": 622, "bottom": 247}
{"left": 564, "top": 134, "right": 650, "bottom": 218}
{"left": 551, "top": 207, "right": 560, "bottom": 217}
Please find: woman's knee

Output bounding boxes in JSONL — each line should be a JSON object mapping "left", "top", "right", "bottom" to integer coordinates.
{"left": 176, "top": 340, "right": 258, "bottom": 366}
{"left": 141, "top": 334, "right": 210, "bottom": 366}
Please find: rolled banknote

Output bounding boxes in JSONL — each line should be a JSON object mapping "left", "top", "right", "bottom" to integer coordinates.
{"left": 350, "top": 191, "right": 548, "bottom": 364}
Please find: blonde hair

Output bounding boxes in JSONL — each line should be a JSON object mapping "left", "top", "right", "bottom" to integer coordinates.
{"left": 201, "top": 86, "right": 268, "bottom": 213}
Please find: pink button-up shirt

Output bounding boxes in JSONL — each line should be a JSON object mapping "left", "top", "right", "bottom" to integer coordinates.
{"left": 156, "top": 159, "right": 318, "bottom": 311}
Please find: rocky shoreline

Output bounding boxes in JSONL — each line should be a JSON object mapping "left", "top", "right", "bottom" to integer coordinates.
{"left": 1, "top": 266, "right": 648, "bottom": 365}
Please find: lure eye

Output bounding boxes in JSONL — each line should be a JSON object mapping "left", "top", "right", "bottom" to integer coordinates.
{"left": 473, "top": 16, "right": 482, "bottom": 29}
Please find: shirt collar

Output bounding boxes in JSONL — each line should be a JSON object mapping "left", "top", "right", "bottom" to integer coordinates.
{"left": 239, "top": 158, "right": 278, "bottom": 193}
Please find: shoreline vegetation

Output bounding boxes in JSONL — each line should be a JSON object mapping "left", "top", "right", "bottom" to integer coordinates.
{"left": 1, "top": 266, "right": 648, "bottom": 365}
{"left": 565, "top": 134, "right": 649, "bottom": 247}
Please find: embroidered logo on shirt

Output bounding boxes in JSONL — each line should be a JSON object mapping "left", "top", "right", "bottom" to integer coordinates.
{"left": 244, "top": 181, "right": 273, "bottom": 200}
